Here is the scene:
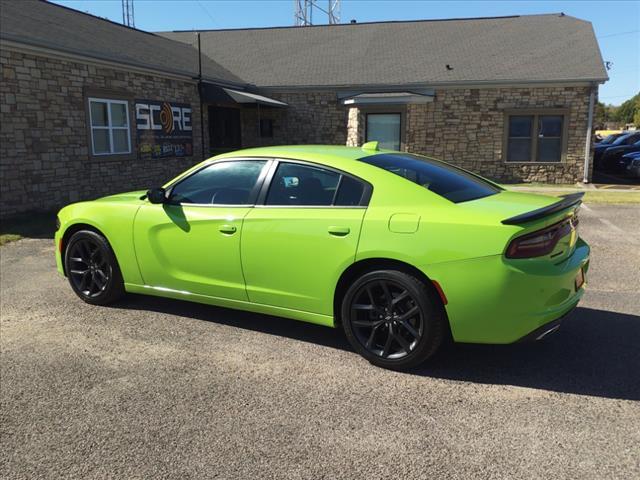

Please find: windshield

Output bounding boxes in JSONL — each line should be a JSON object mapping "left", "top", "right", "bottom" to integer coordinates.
{"left": 359, "top": 153, "right": 500, "bottom": 203}
{"left": 613, "top": 133, "right": 640, "bottom": 146}
{"left": 600, "top": 134, "right": 618, "bottom": 144}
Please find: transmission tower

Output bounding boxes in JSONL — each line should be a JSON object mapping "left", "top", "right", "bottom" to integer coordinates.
{"left": 294, "top": 0, "right": 340, "bottom": 26}
{"left": 122, "top": 0, "right": 135, "bottom": 28}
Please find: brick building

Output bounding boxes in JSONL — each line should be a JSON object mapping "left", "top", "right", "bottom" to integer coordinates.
{"left": 0, "top": 1, "right": 608, "bottom": 218}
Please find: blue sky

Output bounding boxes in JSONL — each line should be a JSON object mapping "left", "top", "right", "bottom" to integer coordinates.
{"left": 53, "top": 0, "right": 639, "bottom": 105}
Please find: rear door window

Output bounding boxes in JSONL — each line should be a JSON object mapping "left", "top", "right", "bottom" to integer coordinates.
{"left": 265, "top": 162, "right": 368, "bottom": 207}
{"left": 266, "top": 163, "right": 339, "bottom": 206}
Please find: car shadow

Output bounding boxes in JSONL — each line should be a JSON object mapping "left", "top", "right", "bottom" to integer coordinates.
{"left": 418, "top": 307, "right": 640, "bottom": 401}
{"left": 115, "top": 296, "right": 640, "bottom": 401}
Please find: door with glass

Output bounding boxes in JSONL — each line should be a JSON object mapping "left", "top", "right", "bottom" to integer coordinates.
{"left": 241, "top": 161, "right": 370, "bottom": 315}
{"left": 134, "top": 160, "right": 268, "bottom": 300}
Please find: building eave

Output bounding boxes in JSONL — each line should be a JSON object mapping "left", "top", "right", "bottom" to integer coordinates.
{"left": 0, "top": 36, "right": 248, "bottom": 89}
{"left": 256, "top": 78, "right": 609, "bottom": 93}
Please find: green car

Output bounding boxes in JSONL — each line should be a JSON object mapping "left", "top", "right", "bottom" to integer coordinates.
{"left": 54, "top": 143, "right": 589, "bottom": 369}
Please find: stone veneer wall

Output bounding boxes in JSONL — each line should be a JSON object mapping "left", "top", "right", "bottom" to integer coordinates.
{"left": 240, "top": 91, "right": 348, "bottom": 148}
{"left": 1, "top": 49, "right": 594, "bottom": 220}
{"left": 0, "top": 48, "right": 204, "bottom": 218}
{"left": 346, "top": 86, "right": 593, "bottom": 184}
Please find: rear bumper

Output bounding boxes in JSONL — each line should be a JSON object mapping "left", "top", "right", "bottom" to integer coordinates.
{"left": 426, "top": 238, "right": 590, "bottom": 344}
{"left": 515, "top": 303, "right": 578, "bottom": 342}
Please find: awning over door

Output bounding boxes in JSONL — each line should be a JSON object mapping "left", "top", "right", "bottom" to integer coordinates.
{"left": 338, "top": 89, "right": 435, "bottom": 106}
{"left": 199, "top": 83, "right": 288, "bottom": 108}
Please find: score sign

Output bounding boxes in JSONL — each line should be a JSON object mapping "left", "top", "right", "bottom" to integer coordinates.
{"left": 135, "top": 100, "right": 193, "bottom": 158}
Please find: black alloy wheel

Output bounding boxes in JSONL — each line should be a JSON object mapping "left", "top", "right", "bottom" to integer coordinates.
{"left": 64, "top": 230, "right": 124, "bottom": 305}
{"left": 341, "top": 270, "right": 445, "bottom": 370}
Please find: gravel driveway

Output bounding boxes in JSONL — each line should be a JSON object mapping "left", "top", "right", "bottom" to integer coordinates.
{"left": 1, "top": 204, "right": 639, "bottom": 479}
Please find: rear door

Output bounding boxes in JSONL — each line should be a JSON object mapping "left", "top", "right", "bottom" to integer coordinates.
{"left": 240, "top": 160, "right": 371, "bottom": 315}
{"left": 133, "top": 159, "right": 269, "bottom": 300}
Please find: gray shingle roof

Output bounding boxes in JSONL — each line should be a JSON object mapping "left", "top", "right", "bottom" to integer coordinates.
{"left": 0, "top": 0, "right": 244, "bottom": 86}
{"left": 160, "top": 14, "right": 608, "bottom": 88}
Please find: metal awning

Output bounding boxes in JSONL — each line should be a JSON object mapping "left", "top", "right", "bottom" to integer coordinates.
{"left": 223, "top": 88, "right": 288, "bottom": 107}
{"left": 199, "top": 83, "right": 288, "bottom": 108}
{"left": 339, "top": 89, "right": 435, "bottom": 106}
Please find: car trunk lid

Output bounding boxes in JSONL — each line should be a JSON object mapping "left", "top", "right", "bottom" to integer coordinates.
{"left": 463, "top": 190, "right": 582, "bottom": 262}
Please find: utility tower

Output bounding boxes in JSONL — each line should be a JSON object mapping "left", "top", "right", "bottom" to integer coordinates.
{"left": 122, "top": 0, "right": 135, "bottom": 28}
{"left": 294, "top": 0, "right": 340, "bottom": 26}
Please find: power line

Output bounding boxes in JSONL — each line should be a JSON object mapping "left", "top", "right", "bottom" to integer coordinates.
{"left": 597, "top": 29, "right": 640, "bottom": 39}
{"left": 196, "top": 0, "right": 216, "bottom": 26}
{"left": 599, "top": 93, "right": 638, "bottom": 99}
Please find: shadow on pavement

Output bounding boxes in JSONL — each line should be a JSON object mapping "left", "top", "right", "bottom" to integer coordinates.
{"left": 117, "top": 296, "right": 640, "bottom": 401}
{"left": 418, "top": 307, "right": 640, "bottom": 401}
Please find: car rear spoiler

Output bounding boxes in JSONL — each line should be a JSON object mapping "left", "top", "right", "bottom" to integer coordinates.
{"left": 501, "top": 192, "right": 584, "bottom": 225}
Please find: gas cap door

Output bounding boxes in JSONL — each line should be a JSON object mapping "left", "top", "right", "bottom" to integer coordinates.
{"left": 388, "top": 213, "right": 420, "bottom": 233}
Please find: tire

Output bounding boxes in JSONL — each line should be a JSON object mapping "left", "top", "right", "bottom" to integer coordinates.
{"left": 341, "top": 270, "right": 446, "bottom": 370}
{"left": 64, "top": 230, "right": 125, "bottom": 305}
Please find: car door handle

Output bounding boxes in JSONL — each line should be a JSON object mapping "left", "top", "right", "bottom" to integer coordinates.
{"left": 219, "top": 224, "right": 237, "bottom": 234}
{"left": 328, "top": 226, "right": 350, "bottom": 237}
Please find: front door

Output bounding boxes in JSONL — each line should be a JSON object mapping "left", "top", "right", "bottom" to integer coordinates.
{"left": 208, "top": 106, "right": 241, "bottom": 154}
{"left": 133, "top": 159, "right": 268, "bottom": 300}
{"left": 241, "top": 161, "right": 369, "bottom": 315}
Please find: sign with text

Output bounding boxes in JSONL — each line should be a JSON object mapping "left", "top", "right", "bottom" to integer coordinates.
{"left": 135, "top": 100, "right": 193, "bottom": 158}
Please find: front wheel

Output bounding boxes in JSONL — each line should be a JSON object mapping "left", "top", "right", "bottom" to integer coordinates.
{"left": 341, "top": 270, "right": 446, "bottom": 370}
{"left": 64, "top": 230, "right": 125, "bottom": 305}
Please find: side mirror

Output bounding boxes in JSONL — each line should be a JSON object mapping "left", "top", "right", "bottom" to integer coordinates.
{"left": 146, "top": 187, "right": 167, "bottom": 204}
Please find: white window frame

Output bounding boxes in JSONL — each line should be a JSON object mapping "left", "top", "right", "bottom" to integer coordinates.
{"left": 88, "top": 97, "right": 131, "bottom": 156}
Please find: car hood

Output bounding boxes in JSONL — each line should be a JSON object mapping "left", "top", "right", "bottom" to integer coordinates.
{"left": 457, "top": 190, "right": 561, "bottom": 225}
{"left": 94, "top": 190, "right": 147, "bottom": 203}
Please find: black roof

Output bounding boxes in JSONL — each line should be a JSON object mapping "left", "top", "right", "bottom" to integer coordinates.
{"left": 1, "top": 1, "right": 608, "bottom": 90}
{"left": 0, "top": 0, "right": 245, "bottom": 86}
{"left": 160, "top": 13, "right": 608, "bottom": 88}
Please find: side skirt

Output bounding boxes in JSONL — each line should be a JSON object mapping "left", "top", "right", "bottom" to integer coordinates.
{"left": 124, "top": 283, "right": 335, "bottom": 328}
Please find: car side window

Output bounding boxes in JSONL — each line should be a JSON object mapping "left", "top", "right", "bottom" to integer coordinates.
{"left": 334, "top": 175, "right": 366, "bottom": 206}
{"left": 266, "top": 163, "right": 341, "bottom": 206}
{"left": 169, "top": 160, "right": 267, "bottom": 205}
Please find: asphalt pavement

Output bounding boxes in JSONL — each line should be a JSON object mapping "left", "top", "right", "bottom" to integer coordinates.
{"left": 1, "top": 203, "right": 639, "bottom": 479}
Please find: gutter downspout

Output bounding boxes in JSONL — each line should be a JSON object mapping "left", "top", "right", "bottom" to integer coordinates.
{"left": 583, "top": 84, "right": 596, "bottom": 184}
{"left": 197, "top": 33, "right": 206, "bottom": 161}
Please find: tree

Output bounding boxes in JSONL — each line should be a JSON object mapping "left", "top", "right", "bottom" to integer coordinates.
{"left": 594, "top": 101, "right": 616, "bottom": 129}
{"left": 612, "top": 92, "right": 640, "bottom": 125}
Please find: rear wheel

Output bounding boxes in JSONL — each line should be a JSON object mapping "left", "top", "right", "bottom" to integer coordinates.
{"left": 341, "top": 270, "right": 445, "bottom": 370}
{"left": 64, "top": 230, "right": 125, "bottom": 305}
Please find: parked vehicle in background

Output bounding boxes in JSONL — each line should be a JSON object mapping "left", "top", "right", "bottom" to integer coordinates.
{"left": 622, "top": 151, "right": 640, "bottom": 178}
{"left": 53, "top": 144, "right": 589, "bottom": 370}
{"left": 600, "top": 140, "right": 640, "bottom": 173}
{"left": 594, "top": 132, "right": 627, "bottom": 144}
{"left": 594, "top": 132, "right": 640, "bottom": 170}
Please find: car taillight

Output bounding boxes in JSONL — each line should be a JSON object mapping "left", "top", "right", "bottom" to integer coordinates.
{"left": 506, "top": 217, "right": 576, "bottom": 259}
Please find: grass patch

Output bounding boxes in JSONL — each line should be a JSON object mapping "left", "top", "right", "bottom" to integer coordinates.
{"left": 0, "top": 234, "right": 22, "bottom": 246}
{"left": 577, "top": 191, "right": 640, "bottom": 204}
{"left": 506, "top": 183, "right": 581, "bottom": 189}
{"left": 507, "top": 188, "right": 640, "bottom": 204}
{"left": 0, "top": 212, "right": 56, "bottom": 246}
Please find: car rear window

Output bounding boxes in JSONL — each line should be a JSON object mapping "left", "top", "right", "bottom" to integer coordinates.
{"left": 358, "top": 153, "right": 500, "bottom": 203}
